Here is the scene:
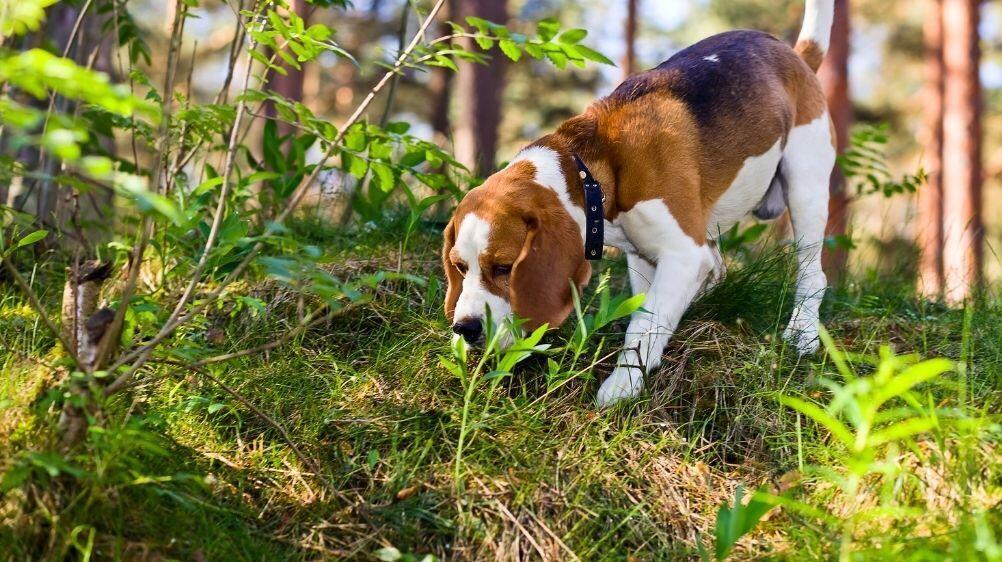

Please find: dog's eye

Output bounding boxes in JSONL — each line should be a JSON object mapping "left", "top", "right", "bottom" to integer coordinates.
{"left": 493, "top": 264, "right": 512, "bottom": 277}
{"left": 454, "top": 262, "right": 468, "bottom": 276}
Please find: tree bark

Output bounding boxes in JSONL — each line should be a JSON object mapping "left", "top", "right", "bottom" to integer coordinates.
{"left": 623, "top": 0, "right": 639, "bottom": 80}
{"left": 918, "top": 0, "right": 945, "bottom": 297}
{"left": 454, "top": 0, "right": 509, "bottom": 176}
{"left": 817, "top": 0, "right": 850, "bottom": 282}
{"left": 430, "top": 0, "right": 456, "bottom": 144}
{"left": 429, "top": 0, "right": 458, "bottom": 220}
{"left": 940, "top": 0, "right": 983, "bottom": 303}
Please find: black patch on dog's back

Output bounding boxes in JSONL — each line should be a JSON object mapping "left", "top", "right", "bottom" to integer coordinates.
{"left": 610, "top": 30, "right": 790, "bottom": 129}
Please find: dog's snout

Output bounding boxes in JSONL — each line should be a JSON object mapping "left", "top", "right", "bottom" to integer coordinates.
{"left": 452, "top": 317, "right": 483, "bottom": 343}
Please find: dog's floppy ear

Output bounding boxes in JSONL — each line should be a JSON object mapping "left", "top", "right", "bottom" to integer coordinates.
{"left": 442, "top": 218, "right": 463, "bottom": 322}
{"left": 510, "top": 211, "right": 591, "bottom": 329}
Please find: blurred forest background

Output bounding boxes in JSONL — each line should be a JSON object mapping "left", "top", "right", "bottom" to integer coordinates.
{"left": 4, "top": 0, "right": 1001, "bottom": 290}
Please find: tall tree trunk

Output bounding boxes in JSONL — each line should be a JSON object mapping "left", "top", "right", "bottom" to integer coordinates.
{"left": 454, "top": 0, "right": 509, "bottom": 176}
{"left": 264, "top": 0, "right": 308, "bottom": 139}
{"left": 33, "top": 3, "right": 82, "bottom": 227}
{"left": 818, "top": 0, "right": 850, "bottom": 282}
{"left": 940, "top": 0, "right": 983, "bottom": 303}
{"left": 14, "top": 3, "right": 117, "bottom": 246}
{"left": 622, "top": 0, "right": 639, "bottom": 80}
{"left": 429, "top": 0, "right": 456, "bottom": 145}
{"left": 918, "top": 0, "right": 945, "bottom": 297}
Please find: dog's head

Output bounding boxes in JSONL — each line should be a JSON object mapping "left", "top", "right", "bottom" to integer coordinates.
{"left": 442, "top": 160, "right": 591, "bottom": 345}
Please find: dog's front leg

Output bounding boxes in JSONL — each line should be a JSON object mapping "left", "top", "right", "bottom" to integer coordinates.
{"left": 596, "top": 243, "right": 715, "bottom": 407}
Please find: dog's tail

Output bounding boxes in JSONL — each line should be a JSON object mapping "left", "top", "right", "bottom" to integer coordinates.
{"left": 795, "top": 0, "right": 835, "bottom": 72}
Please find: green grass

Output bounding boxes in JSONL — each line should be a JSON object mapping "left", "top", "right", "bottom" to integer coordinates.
{"left": 1, "top": 217, "right": 999, "bottom": 561}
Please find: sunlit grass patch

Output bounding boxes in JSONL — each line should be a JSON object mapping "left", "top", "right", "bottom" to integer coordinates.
{"left": 1, "top": 222, "right": 999, "bottom": 560}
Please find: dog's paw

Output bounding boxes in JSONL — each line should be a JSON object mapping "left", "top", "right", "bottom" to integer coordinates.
{"left": 596, "top": 365, "right": 644, "bottom": 407}
{"left": 782, "top": 311, "right": 820, "bottom": 355}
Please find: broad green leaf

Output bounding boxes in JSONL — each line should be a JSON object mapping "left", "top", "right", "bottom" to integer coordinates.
{"left": 609, "top": 293, "right": 645, "bottom": 323}
{"left": 15, "top": 230, "right": 48, "bottom": 250}
{"left": 871, "top": 358, "right": 953, "bottom": 408}
{"left": 498, "top": 39, "right": 521, "bottom": 61}
{"left": 371, "top": 162, "right": 396, "bottom": 192}
{"left": 474, "top": 34, "right": 493, "bottom": 51}
{"left": 715, "top": 486, "right": 772, "bottom": 560}
{"left": 558, "top": 28, "right": 588, "bottom": 44}
{"left": 867, "top": 417, "right": 938, "bottom": 447}
{"left": 575, "top": 45, "right": 615, "bottom": 65}
{"left": 536, "top": 18, "right": 560, "bottom": 41}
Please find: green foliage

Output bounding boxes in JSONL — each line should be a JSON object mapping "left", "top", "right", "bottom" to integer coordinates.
{"left": 760, "top": 329, "right": 998, "bottom": 560}
{"left": 0, "top": 0, "right": 58, "bottom": 38}
{"left": 709, "top": 486, "right": 773, "bottom": 561}
{"left": 838, "top": 123, "right": 927, "bottom": 198}
{"left": 247, "top": 5, "right": 355, "bottom": 73}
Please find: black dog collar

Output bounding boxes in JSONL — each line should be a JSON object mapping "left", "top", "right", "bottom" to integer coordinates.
{"left": 573, "top": 154, "right": 604, "bottom": 260}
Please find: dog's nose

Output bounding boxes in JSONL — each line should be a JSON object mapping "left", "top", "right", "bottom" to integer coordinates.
{"left": 452, "top": 317, "right": 483, "bottom": 343}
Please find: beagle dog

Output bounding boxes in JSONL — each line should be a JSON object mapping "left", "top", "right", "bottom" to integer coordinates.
{"left": 442, "top": 0, "right": 836, "bottom": 406}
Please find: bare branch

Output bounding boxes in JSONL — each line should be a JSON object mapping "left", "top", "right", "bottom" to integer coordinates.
{"left": 92, "top": 0, "right": 188, "bottom": 370}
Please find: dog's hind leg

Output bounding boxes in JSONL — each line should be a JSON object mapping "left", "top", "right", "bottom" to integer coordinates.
{"left": 779, "top": 112, "right": 836, "bottom": 354}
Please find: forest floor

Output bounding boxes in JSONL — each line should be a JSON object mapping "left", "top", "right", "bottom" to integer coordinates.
{"left": 1, "top": 215, "right": 999, "bottom": 561}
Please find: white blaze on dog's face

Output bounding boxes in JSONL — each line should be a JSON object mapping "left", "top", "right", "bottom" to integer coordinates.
{"left": 449, "top": 213, "right": 513, "bottom": 335}
{"left": 442, "top": 161, "right": 591, "bottom": 346}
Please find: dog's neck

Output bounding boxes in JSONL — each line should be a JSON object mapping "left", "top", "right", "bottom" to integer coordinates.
{"left": 522, "top": 113, "right": 617, "bottom": 218}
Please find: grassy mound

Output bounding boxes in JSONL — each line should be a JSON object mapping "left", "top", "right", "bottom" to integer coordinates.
{"left": 1, "top": 218, "right": 999, "bottom": 560}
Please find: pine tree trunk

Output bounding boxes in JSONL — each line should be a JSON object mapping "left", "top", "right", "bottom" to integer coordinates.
{"left": 623, "top": 0, "right": 639, "bottom": 80}
{"left": 918, "top": 0, "right": 945, "bottom": 297}
{"left": 818, "top": 0, "right": 850, "bottom": 282}
{"left": 454, "top": 0, "right": 509, "bottom": 176}
{"left": 429, "top": 0, "right": 455, "bottom": 147}
{"left": 940, "top": 0, "right": 983, "bottom": 304}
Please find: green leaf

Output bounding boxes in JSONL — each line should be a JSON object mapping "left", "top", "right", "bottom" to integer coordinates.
{"left": 609, "top": 293, "right": 645, "bottom": 323}
{"left": 15, "top": 230, "right": 48, "bottom": 250}
{"left": 715, "top": 486, "right": 772, "bottom": 560}
{"left": 867, "top": 417, "right": 938, "bottom": 447}
{"left": 574, "top": 45, "right": 615, "bottom": 65}
{"left": 871, "top": 358, "right": 953, "bottom": 408}
{"left": 536, "top": 18, "right": 560, "bottom": 41}
{"left": 498, "top": 39, "right": 521, "bottom": 61}
{"left": 371, "top": 162, "right": 396, "bottom": 192}
{"left": 545, "top": 50, "right": 568, "bottom": 69}
{"left": 1, "top": 0, "right": 58, "bottom": 37}
{"left": 524, "top": 43, "right": 544, "bottom": 59}
{"left": 558, "top": 28, "right": 588, "bottom": 44}
{"left": 342, "top": 152, "right": 369, "bottom": 179}
{"left": 474, "top": 34, "right": 493, "bottom": 51}
{"left": 779, "top": 395, "right": 855, "bottom": 449}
